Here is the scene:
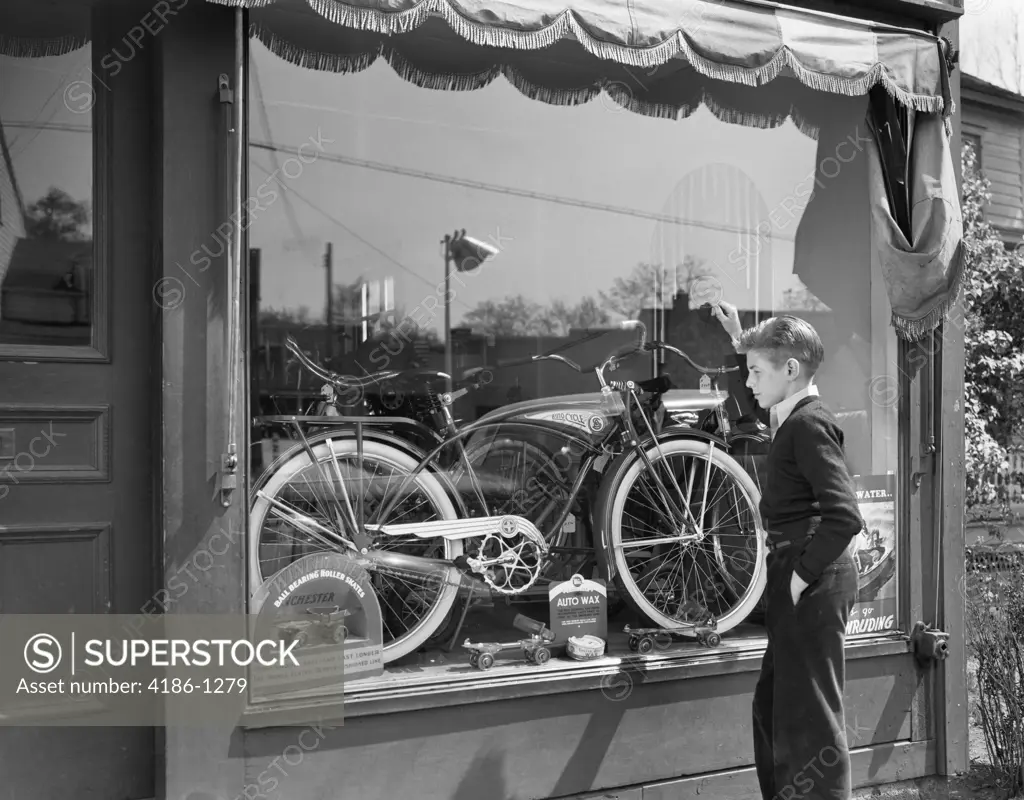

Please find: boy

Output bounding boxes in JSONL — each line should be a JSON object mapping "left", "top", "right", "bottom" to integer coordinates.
{"left": 713, "top": 303, "right": 862, "bottom": 800}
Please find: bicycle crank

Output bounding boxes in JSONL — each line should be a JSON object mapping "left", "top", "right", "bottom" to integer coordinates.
{"left": 366, "top": 515, "right": 550, "bottom": 595}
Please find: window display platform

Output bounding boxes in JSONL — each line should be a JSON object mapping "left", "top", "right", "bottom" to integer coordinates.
{"left": 240, "top": 592, "right": 911, "bottom": 728}
{"left": 366, "top": 600, "right": 770, "bottom": 687}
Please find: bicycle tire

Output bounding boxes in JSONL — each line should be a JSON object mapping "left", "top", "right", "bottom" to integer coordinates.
{"left": 249, "top": 437, "right": 464, "bottom": 663}
{"left": 595, "top": 437, "right": 767, "bottom": 635}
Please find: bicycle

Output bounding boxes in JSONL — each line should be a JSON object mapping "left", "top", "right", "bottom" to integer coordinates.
{"left": 249, "top": 321, "right": 767, "bottom": 663}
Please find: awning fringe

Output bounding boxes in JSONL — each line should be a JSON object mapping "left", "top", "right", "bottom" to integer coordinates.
{"left": 276, "top": 0, "right": 948, "bottom": 114}
{"left": 251, "top": 21, "right": 826, "bottom": 138}
{"left": 0, "top": 33, "right": 89, "bottom": 58}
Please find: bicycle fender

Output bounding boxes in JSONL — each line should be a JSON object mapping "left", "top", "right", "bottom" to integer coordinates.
{"left": 589, "top": 429, "right": 724, "bottom": 579}
{"left": 638, "top": 425, "right": 730, "bottom": 452}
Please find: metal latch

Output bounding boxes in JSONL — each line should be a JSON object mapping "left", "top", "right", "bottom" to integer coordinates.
{"left": 220, "top": 449, "right": 238, "bottom": 508}
{"left": 910, "top": 621, "right": 949, "bottom": 667}
{"left": 911, "top": 441, "right": 936, "bottom": 491}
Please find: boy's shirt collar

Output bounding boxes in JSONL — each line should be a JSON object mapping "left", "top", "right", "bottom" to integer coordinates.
{"left": 771, "top": 385, "right": 819, "bottom": 434}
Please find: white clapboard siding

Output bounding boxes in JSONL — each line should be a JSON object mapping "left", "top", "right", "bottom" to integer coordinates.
{"left": 962, "top": 91, "right": 1024, "bottom": 239}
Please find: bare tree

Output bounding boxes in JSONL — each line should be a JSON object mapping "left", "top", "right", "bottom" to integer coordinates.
{"left": 599, "top": 257, "right": 712, "bottom": 319}
{"left": 462, "top": 295, "right": 548, "bottom": 336}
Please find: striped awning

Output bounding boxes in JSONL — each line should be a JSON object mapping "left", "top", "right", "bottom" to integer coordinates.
{"left": 218, "top": 0, "right": 951, "bottom": 116}
{"left": 4, "top": 0, "right": 952, "bottom": 121}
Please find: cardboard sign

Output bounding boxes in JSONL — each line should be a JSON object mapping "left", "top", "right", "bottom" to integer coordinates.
{"left": 250, "top": 552, "right": 383, "bottom": 701}
{"left": 549, "top": 574, "right": 608, "bottom": 644}
{"left": 847, "top": 474, "right": 898, "bottom": 637}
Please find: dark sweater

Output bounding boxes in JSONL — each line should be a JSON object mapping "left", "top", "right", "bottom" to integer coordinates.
{"left": 762, "top": 396, "right": 863, "bottom": 583}
{"left": 724, "top": 353, "right": 863, "bottom": 579}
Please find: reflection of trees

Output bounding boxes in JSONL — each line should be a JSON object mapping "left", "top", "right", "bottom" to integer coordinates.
{"left": 26, "top": 187, "right": 90, "bottom": 241}
{"left": 460, "top": 257, "right": 712, "bottom": 337}
{"left": 261, "top": 305, "right": 313, "bottom": 325}
{"left": 462, "top": 294, "right": 607, "bottom": 337}
{"left": 598, "top": 257, "right": 712, "bottom": 320}
{"left": 781, "top": 287, "right": 830, "bottom": 312}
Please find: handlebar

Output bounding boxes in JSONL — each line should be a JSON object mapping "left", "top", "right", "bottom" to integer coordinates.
{"left": 646, "top": 341, "right": 739, "bottom": 376}
{"left": 496, "top": 353, "right": 584, "bottom": 372}
{"left": 285, "top": 335, "right": 446, "bottom": 391}
{"left": 493, "top": 340, "right": 735, "bottom": 381}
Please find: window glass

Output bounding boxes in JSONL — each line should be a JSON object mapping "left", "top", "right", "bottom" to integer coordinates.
{"left": 246, "top": 36, "right": 901, "bottom": 698}
{"left": 0, "top": 46, "right": 93, "bottom": 348}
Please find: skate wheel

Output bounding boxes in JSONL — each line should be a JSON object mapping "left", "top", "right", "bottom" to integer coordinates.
{"left": 534, "top": 647, "right": 551, "bottom": 665}
{"left": 637, "top": 637, "right": 654, "bottom": 655}
{"left": 525, "top": 649, "right": 536, "bottom": 664}
{"left": 478, "top": 653, "right": 494, "bottom": 670}
{"left": 628, "top": 636, "right": 639, "bottom": 652}
{"left": 469, "top": 653, "right": 479, "bottom": 668}
{"left": 704, "top": 632, "right": 722, "bottom": 648}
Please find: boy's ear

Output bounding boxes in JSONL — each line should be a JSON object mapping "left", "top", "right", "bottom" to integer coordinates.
{"left": 786, "top": 358, "right": 801, "bottom": 379}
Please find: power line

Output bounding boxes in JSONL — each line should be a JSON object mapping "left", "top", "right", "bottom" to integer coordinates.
{"left": 249, "top": 159, "right": 475, "bottom": 312}
{"left": 250, "top": 139, "right": 793, "bottom": 241}
{"left": 252, "top": 58, "right": 304, "bottom": 246}
{"left": 3, "top": 120, "right": 91, "bottom": 134}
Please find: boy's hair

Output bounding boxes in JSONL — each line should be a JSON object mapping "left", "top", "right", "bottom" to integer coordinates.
{"left": 736, "top": 315, "right": 824, "bottom": 374}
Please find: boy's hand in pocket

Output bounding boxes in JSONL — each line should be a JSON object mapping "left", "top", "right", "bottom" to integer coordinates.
{"left": 790, "top": 571, "right": 810, "bottom": 605}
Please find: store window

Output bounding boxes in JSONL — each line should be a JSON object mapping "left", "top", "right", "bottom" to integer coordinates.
{"left": 0, "top": 44, "right": 94, "bottom": 349}
{"left": 245, "top": 30, "right": 901, "bottom": 701}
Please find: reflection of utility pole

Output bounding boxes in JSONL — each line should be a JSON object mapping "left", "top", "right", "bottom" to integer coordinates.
{"left": 249, "top": 248, "right": 262, "bottom": 425}
{"left": 324, "top": 242, "right": 333, "bottom": 363}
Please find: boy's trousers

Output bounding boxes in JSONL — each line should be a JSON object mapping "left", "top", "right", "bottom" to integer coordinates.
{"left": 752, "top": 538, "right": 859, "bottom": 800}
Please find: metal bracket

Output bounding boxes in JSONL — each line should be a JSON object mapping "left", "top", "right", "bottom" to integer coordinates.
{"left": 910, "top": 621, "right": 949, "bottom": 668}
{"left": 218, "top": 73, "right": 233, "bottom": 104}
{"left": 911, "top": 442, "right": 937, "bottom": 491}
{"left": 220, "top": 450, "right": 238, "bottom": 508}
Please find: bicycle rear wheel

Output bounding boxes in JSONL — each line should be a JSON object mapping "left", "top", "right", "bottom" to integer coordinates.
{"left": 596, "top": 437, "right": 766, "bottom": 635}
{"left": 249, "top": 437, "right": 463, "bottom": 662}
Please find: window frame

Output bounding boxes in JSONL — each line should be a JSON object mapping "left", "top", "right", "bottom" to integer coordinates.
{"left": 0, "top": 20, "right": 110, "bottom": 364}
{"left": 238, "top": 43, "right": 914, "bottom": 721}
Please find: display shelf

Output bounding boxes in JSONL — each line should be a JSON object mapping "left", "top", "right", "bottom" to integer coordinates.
{"left": 240, "top": 600, "right": 911, "bottom": 727}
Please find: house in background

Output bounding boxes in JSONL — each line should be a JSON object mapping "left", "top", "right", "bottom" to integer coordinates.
{"left": 0, "top": 117, "right": 91, "bottom": 345}
{"left": 959, "top": 0, "right": 1024, "bottom": 246}
{"left": 961, "top": 72, "right": 1024, "bottom": 246}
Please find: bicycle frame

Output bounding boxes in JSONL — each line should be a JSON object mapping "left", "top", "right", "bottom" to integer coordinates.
{"left": 261, "top": 323, "right": 753, "bottom": 580}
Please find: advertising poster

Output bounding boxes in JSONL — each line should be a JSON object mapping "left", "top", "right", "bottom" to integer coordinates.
{"left": 250, "top": 552, "right": 384, "bottom": 703}
{"left": 549, "top": 574, "right": 608, "bottom": 644}
{"left": 847, "top": 474, "right": 898, "bottom": 637}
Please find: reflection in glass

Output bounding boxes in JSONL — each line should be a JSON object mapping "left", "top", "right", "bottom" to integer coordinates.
{"left": 0, "top": 47, "right": 93, "bottom": 347}
{"left": 246, "top": 34, "right": 901, "bottom": 679}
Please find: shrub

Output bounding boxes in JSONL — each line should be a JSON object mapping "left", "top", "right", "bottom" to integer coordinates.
{"left": 967, "top": 560, "right": 1024, "bottom": 794}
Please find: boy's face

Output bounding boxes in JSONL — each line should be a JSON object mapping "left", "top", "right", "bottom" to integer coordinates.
{"left": 744, "top": 349, "right": 797, "bottom": 409}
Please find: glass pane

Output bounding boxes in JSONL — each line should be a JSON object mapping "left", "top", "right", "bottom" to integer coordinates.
{"left": 246, "top": 35, "right": 902, "bottom": 688}
{"left": 0, "top": 45, "right": 94, "bottom": 348}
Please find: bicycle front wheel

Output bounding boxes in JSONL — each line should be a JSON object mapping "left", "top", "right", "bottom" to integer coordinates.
{"left": 597, "top": 437, "right": 766, "bottom": 635}
{"left": 249, "top": 438, "right": 463, "bottom": 663}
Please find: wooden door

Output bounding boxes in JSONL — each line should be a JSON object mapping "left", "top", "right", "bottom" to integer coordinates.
{"left": 0, "top": 7, "right": 155, "bottom": 798}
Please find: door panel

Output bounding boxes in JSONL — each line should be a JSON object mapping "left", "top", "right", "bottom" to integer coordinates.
{"left": 0, "top": 7, "right": 155, "bottom": 798}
